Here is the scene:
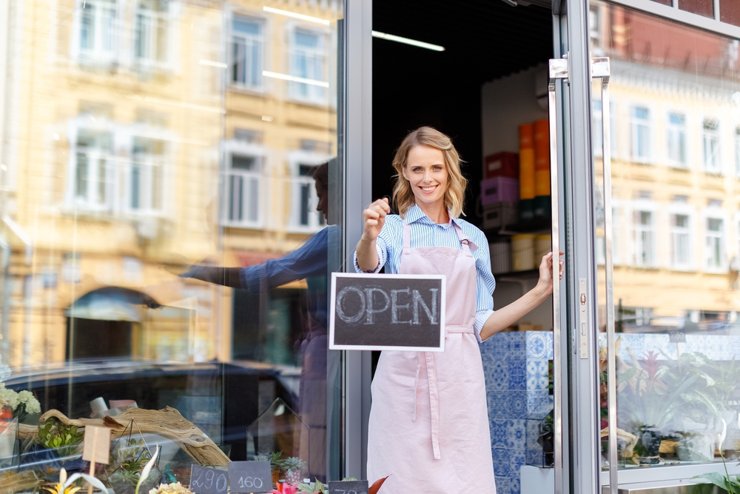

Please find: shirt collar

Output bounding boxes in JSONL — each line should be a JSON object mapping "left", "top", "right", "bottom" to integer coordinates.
{"left": 403, "top": 204, "right": 462, "bottom": 229}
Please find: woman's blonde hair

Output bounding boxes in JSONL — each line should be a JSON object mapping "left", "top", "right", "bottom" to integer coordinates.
{"left": 391, "top": 126, "right": 467, "bottom": 218}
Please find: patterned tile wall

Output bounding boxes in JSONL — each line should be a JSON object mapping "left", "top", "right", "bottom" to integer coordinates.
{"left": 481, "top": 331, "right": 553, "bottom": 494}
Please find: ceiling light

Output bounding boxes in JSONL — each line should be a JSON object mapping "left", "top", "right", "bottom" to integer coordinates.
{"left": 371, "top": 31, "right": 445, "bottom": 52}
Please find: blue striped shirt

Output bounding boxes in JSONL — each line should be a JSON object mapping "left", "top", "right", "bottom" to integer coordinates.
{"left": 354, "top": 204, "right": 496, "bottom": 338}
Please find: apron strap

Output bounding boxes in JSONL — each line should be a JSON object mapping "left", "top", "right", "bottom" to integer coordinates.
{"left": 415, "top": 352, "right": 442, "bottom": 460}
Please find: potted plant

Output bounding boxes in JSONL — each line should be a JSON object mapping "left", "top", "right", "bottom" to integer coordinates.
{"left": 616, "top": 349, "right": 728, "bottom": 464}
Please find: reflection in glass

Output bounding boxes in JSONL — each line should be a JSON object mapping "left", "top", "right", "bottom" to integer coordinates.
{"left": 592, "top": 1, "right": 740, "bottom": 471}
{"left": 0, "top": 0, "right": 342, "bottom": 487}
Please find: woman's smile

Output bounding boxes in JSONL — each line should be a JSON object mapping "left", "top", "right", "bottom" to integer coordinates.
{"left": 403, "top": 145, "right": 449, "bottom": 215}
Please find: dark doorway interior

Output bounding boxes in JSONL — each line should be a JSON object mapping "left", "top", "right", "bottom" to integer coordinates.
{"left": 66, "top": 318, "right": 132, "bottom": 359}
{"left": 372, "top": 0, "right": 553, "bottom": 225}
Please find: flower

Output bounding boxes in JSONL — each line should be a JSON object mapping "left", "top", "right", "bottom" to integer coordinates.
{"left": 148, "top": 482, "right": 194, "bottom": 494}
{"left": 0, "top": 384, "right": 20, "bottom": 412}
{"left": 0, "top": 383, "right": 41, "bottom": 422}
{"left": 42, "top": 467, "right": 108, "bottom": 494}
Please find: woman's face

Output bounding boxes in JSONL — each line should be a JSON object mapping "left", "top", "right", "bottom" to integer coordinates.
{"left": 402, "top": 144, "right": 448, "bottom": 210}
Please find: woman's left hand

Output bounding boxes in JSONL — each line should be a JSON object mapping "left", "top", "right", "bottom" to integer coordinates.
{"left": 535, "top": 251, "right": 564, "bottom": 296}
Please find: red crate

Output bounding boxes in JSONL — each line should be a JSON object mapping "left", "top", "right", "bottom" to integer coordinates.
{"left": 484, "top": 152, "right": 519, "bottom": 179}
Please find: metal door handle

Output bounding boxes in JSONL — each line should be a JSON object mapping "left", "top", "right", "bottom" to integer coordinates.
{"left": 592, "top": 56, "right": 617, "bottom": 494}
{"left": 548, "top": 57, "right": 567, "bottom": 494}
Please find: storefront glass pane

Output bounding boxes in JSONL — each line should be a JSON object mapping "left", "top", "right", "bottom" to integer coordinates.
{"left": 0, "top": 0, "right": 343, "bottom": 490}
{"left": 591, "top": 1, "right": 740, "bottom": 473}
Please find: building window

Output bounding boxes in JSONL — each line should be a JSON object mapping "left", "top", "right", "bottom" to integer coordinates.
{"left": 223, "top": 152, "right": 263, "bottom": 227}
{"left": 289, "top": 28, "right": 328, "bottom": 104}
{"left": 705, "top": 215, "right": 725, "bottom": 271}
{"left": 667, "top": 112, "right": 687, "bottom": 168}
{"left": 633, "top": 208, "right": 655, "bottom": 267}
{"left": 126, "top": 137, "right": 165, "bottom": 214}
{"left": 702, "top": 118, "right": 721, "bottom": 174}
{"left": 670, "top": 212, "right": 692, "bottom": 269}
{"left": 72, "top": 129, "right": 114, "bottom": 211}
{"left": 134, "top": 0, "right": 170, "bottom": 67}
{"left": 291, "top": 163, "right": 325, "bottom": 231}
{"left": 630, "top": 106, "right": 651, "bottom": 162}
{"left": 231, "top": 16, "right": 264, "bottom": 90}
{"left": 78, "top": 0, "right": 118, "bottom": 62}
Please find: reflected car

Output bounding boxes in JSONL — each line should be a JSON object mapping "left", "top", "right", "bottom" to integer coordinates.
{"left": 2, "top": 358, "right": 300, "bottom": 466}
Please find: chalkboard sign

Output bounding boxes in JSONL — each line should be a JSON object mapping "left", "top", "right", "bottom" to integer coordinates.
{"left": 328, "top": 480, "right": 369, "bottom": 494}
{"left": 228, "top": 461, "right": 272, "bottom": 493}
{"left": 189, "top": 465, "right": 229, "bottom": 494}
{"left": 330, "top": 273, "right": 445, "bottom": 352}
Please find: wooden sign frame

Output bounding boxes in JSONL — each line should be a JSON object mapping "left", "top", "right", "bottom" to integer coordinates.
{"left": 329, "top": 272, "right": 446, "bottom": 352}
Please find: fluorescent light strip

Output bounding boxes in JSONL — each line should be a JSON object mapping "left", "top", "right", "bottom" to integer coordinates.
{"left": 262, "top": 70, "right": 329, "bottom": 87}
{"left": 371, "top": 30, "right": 445, "bottom": 52}
{"left": 262, "top": 6, "right": 330, "bottom": 26}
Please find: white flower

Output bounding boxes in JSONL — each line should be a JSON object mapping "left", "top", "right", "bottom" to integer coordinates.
{"left": 0, "top": 385, "right": 19, "bottom": 411}
{"left": 148, "top": 482, "right": 194, "bottom": 494}
{"left": 17, "top": 390, "right": 40, "bottom": 414}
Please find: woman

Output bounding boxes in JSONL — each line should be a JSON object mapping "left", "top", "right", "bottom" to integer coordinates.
{"left": 355, "top": 126, "right": 559, "bottom": 492}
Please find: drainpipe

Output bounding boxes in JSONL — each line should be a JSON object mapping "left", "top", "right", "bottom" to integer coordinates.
{"left": 3, "top": 215, "right": 33, "bottom": 367}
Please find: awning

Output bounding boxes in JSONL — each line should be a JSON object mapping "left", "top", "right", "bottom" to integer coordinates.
{"left": 66, "top": 286, "right": 161, "bottom": 322}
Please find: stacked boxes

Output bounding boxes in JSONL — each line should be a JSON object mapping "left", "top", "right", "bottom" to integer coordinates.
{"left": 481, "top": 152, "right": 519, "bottom": 230}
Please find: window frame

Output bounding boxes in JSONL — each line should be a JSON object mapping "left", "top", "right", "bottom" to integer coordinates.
{"left": 666, "top": 111, "right": 688, "bottom": 169}
{"left": 668, "top": 204, "right": 694, "bottom": 270}
{"left": 67, "top": 119, "right": 117, "bottom": 213}
{"left": 630, "top": 104, "right": 652, "bottom": 163}
{"left": 230, "top": 14, "right": 266, "bottom": 91}
{"left": 133, "top": 0, "right": 173, "bottom": 70}
{"left": 288, "top": 25, "right": 330, "bottom": 105}
{"left": 702, "top": 117, "right": 722, "bottom": 174}
{"left": 221, "top": 140, "right": 267, "bottom": 229}
{"left": 288, "top": 151, "right": 331, "bottom": 233}
{"left": 704, "top": 208, "right": 727, "bottom": 272}
{"left": 631, "top": 199, "right": 657, "bottom": 267}
{"left": 74, "top": 0, "right": 119, "bottom": 65}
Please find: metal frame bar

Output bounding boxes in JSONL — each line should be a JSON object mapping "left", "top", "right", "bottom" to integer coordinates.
{"left": 341, "top": 0, "right": 373, "bottom": 481}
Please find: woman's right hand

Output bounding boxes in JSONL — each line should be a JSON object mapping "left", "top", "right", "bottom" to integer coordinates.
{"left": 362, "top": 197, "right": 391, "bottom": 241}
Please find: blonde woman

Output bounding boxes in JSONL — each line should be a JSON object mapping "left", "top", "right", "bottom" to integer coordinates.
{"left": 355, "top": 126, "right": 560, "bottom": 493}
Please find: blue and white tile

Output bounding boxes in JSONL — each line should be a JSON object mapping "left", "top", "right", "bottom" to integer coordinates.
{"left": 510, "top": 476, "right": 521, "bottom": 494}
{"left": 505, "top": 419, "right": 526, "bottom": 449}
{"left": 507, "top": 358, "right": 527, "bottom": 390}
{"left": 492, "top": 448, "right": 512, "bottom": 478}
{"left": 491, "top": 418, "right": 508, "bottom": 448}
{"left": 526, "top": 359, "right": 549, "bottom": 392}
{"left": 526, "top": 332, "right": 549, "bottom": 359}
{"left": 494, "top": 476, "right": 511, "bottom": 494}
{"left": 526, "top": 391, "right": 553, "bottom": 418}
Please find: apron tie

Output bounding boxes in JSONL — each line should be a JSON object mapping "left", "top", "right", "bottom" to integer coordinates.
{"left": 413, "top": 352, "right": 442, "bottom": 459}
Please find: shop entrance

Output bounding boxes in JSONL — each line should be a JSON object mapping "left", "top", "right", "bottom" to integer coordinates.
{"left": 371, "top": 2, "right": 558, "bottom": 493}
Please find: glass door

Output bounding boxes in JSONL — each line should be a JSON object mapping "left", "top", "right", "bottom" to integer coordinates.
{"left": 590, "top": 3, "right": 740, "bottom": 491}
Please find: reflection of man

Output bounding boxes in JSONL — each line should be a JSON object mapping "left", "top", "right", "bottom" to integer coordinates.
{"left": 181, "top": 162, "right": 332, "bottom": 480}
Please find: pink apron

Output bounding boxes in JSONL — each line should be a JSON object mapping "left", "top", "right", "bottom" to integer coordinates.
{"left": 367, "top": 223, "right": 496, "bottom": 493}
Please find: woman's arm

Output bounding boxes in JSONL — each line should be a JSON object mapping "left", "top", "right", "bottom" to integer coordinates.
{"left": 355, "top": 198, "right": 391, "bottom": 272}
{"left": 479, "top": 252, "right": 558, "bottom": 341}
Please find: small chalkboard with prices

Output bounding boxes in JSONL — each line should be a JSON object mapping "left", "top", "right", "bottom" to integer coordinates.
{"left": 189, "top": 465, "right": 229, "bottom": 494}
{"left": 328, "top": 480, "right": 369, "bottom": 494}
{"left": 330, "top": 273, "right": 446, "bottom": 352}
{"left": 227, "top": 460, "right": 273, "bottom": 493}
